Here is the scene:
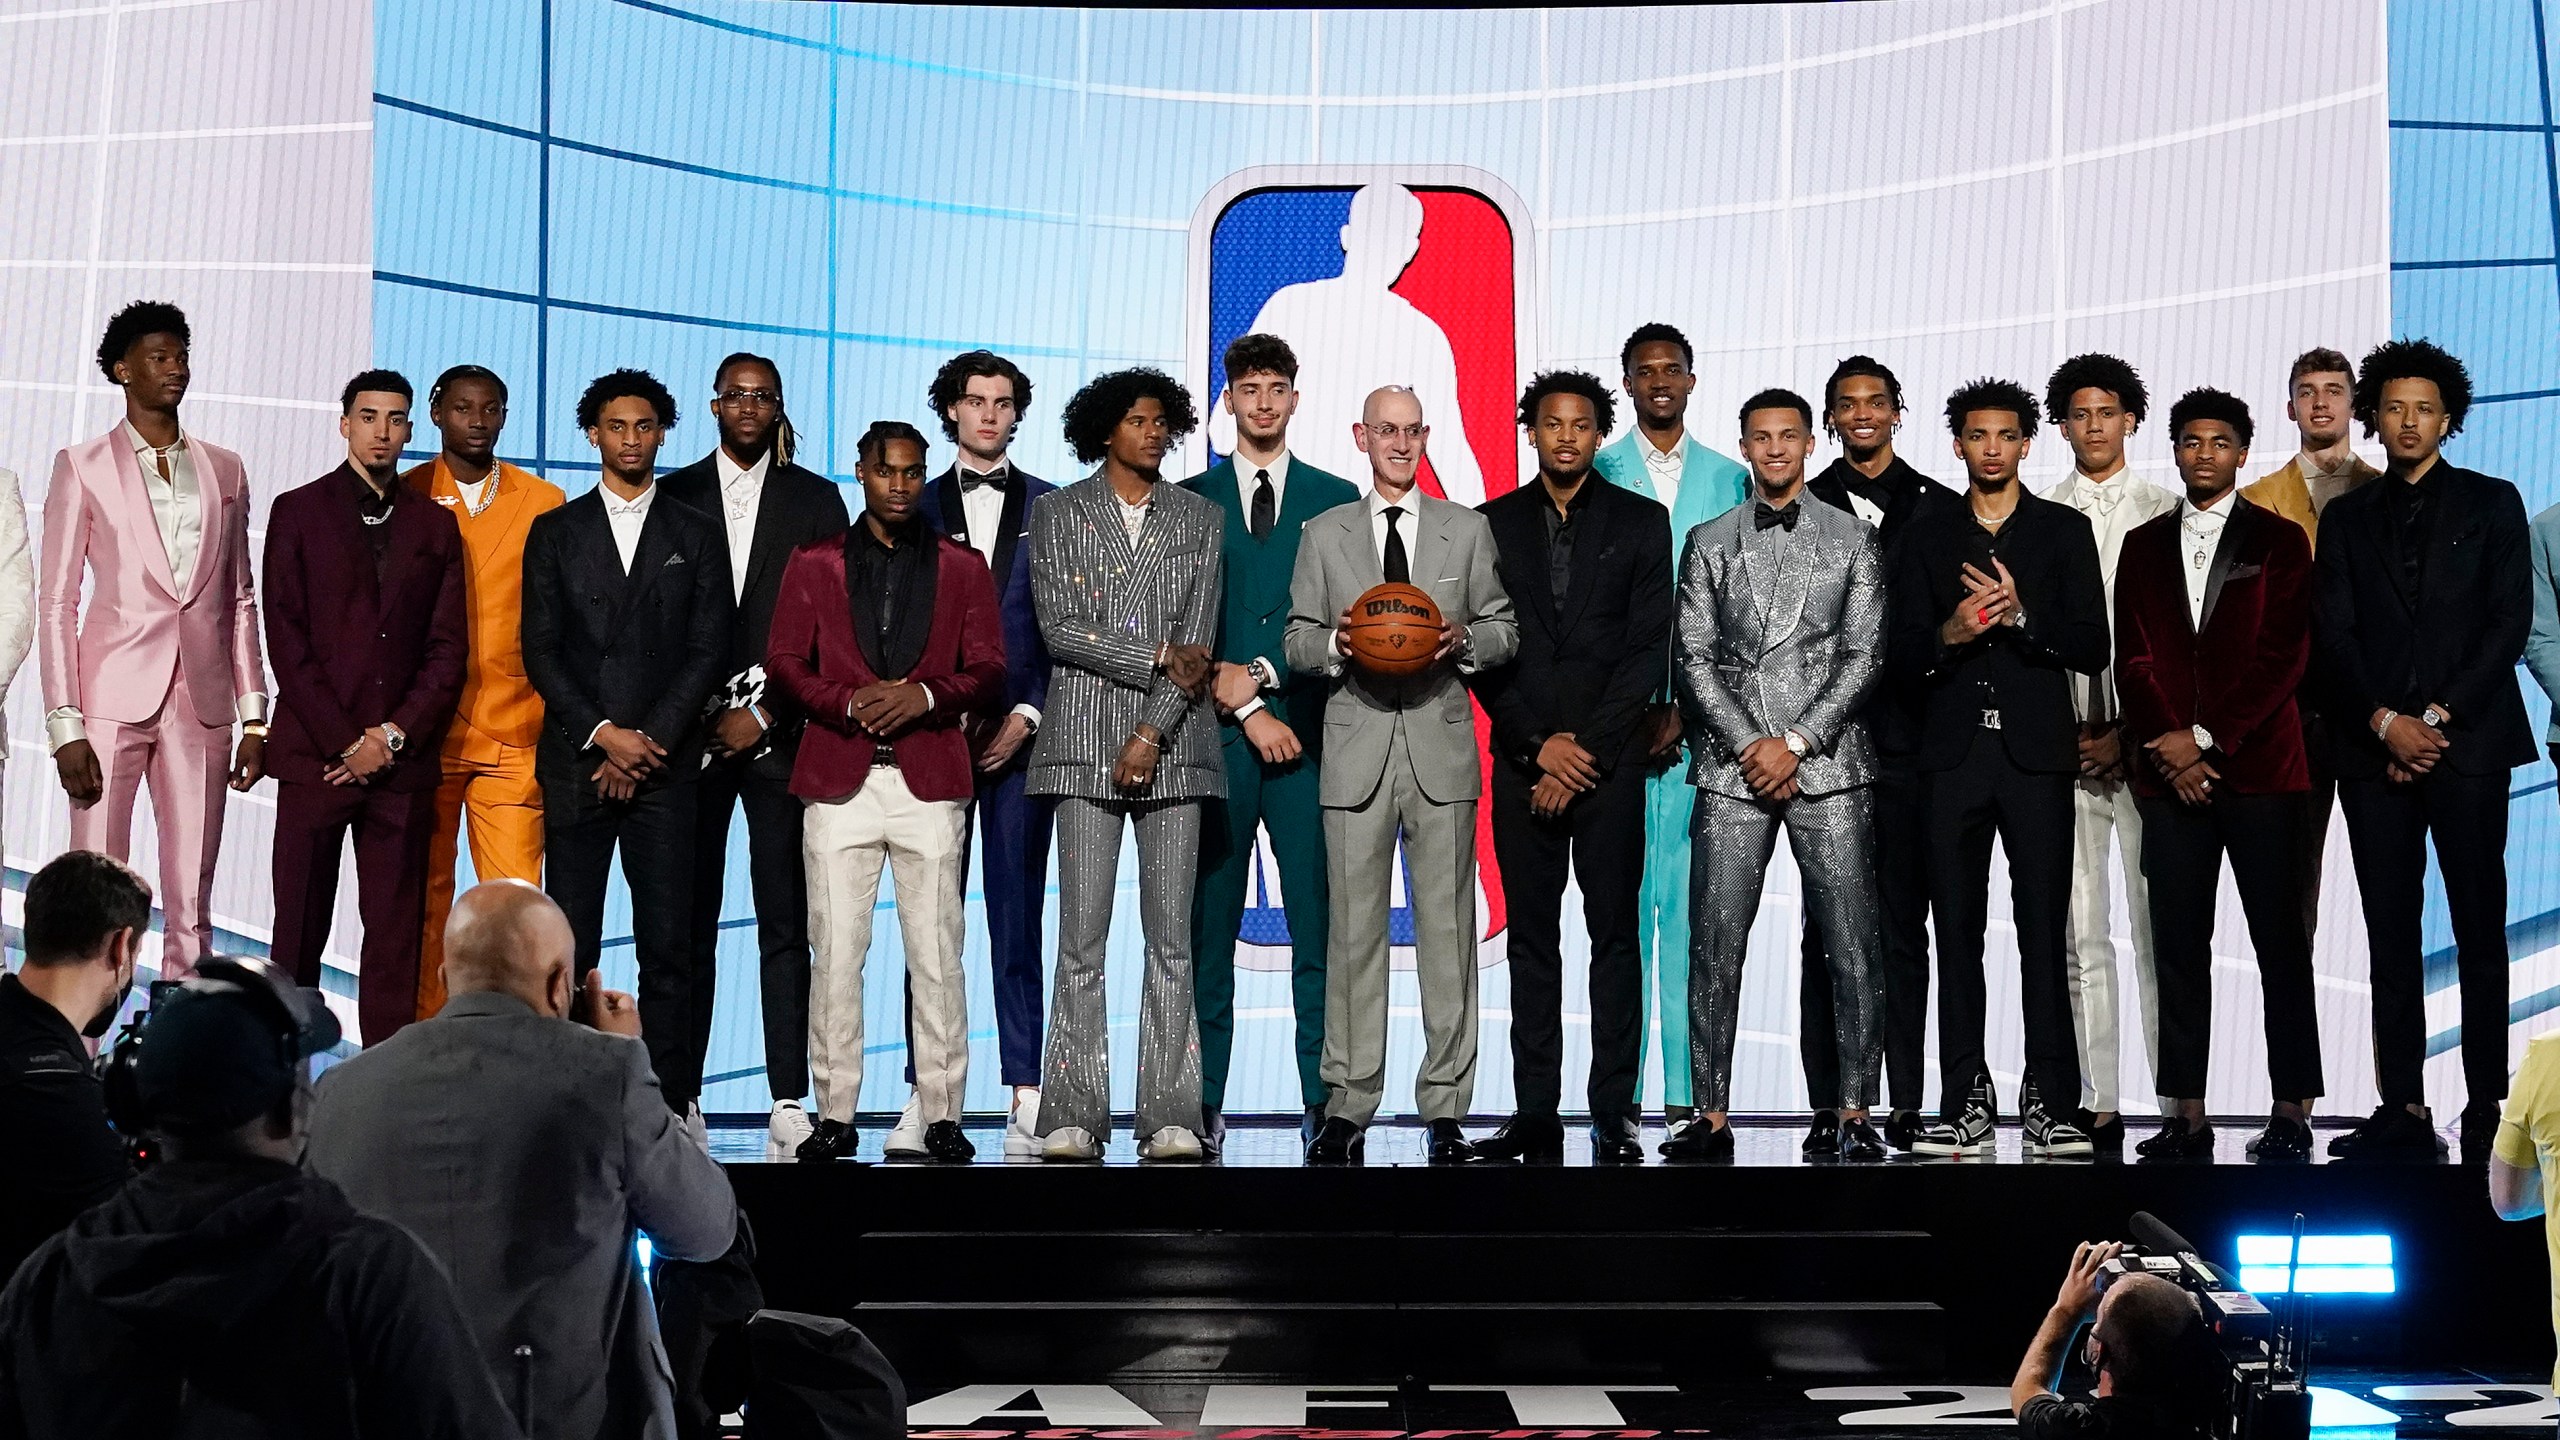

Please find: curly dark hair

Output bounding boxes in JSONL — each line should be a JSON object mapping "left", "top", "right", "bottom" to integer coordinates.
{"left": 575, "top": 369, "right": 678, "bottom": 431}
{"left": 1223, "top": 332, "right": 1298, "bottom": 384}
{"left": 428, "top": 364, "right": 507, "bottom": 408}
{"left": 96, "top": 300, "right": 190, "bottom": 380}
{"left": 1060, "top": 368, "right": 1199, "bottom": 465}
{"left": 2353, "top": 338, "right": 2472, "bottom": 438}
{"left": 2167, "top": 387, "right": 2253, "bottom": 449}
{"left": 339, "top": 369, "right": 413, "bottom": 412}
{"left": 929, "top": 350, "right": 1033, "bottom": 443}
{"left": 2044, "top": 353, "right": 2148, "bottom": 426}
{"left": 1821, "top": 354, "right": 1903, "bottom": 438}
{"left": 1619, "top": 322, "right": 1693, "bottom": 374}
{"left": 1516, "top": 370, "right": 1617, "bottom": 436}
{"left": 1945, "top": 377, "right": 2040, "bottom": 439}
{"left": 857, "top": 419, "right": 929, "bottom": 468}
{"left": 1737, "top": 387, "right": 1814, "bottom": 433}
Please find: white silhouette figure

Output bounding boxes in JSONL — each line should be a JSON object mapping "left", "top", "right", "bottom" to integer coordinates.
{"left": 1211, "top": 184, "right": 1487, "bottom": 506}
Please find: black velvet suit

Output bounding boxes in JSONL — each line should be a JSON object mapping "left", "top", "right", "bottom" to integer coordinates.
{"left": 522, "top": 485, "right": 734, "bottom": 1108}
{"left": 660, "top": 455, "right": 850, "bottom": 1106}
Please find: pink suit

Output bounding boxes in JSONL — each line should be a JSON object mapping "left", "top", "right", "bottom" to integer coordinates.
{"left": 38, "top": 428, "right": 265, "bottom": 978}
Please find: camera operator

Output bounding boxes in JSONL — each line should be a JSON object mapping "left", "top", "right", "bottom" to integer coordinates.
{"left": 0, "top": 851, "right": 143, "bottom": 1279}
{"left": 2012, "top": 1241, "right": 2209, "bottom": 1439}
{"left": 0, "top": 958, "right": 521, "bottom": 1438}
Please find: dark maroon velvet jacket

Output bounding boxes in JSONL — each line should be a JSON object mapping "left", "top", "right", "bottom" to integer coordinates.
{"left": 2113, "top": 495, "right": 2311, "bottom": 798}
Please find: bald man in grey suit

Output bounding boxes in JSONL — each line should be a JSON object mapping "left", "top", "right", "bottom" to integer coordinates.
{"left": 1286, "top": 387, "right": 1518, "bottom": 1165}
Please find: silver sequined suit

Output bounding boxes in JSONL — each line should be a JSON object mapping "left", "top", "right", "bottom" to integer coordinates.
{"left": 1673, "top": 495, "right": 1887, "bottom": 1111}
{"left": 1025, "top": 474, "right": 1226, "bottom": 1142}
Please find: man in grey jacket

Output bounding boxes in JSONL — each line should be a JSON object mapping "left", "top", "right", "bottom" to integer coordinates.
{"left": 1663, "top": 388, "right": 1889, "bottom": 1165}
{"left": 307, "top": 880, "right": 736, "bottom": 1439}
{"left": 1286, "top": 385, "right": 1518, "bottom": 1166}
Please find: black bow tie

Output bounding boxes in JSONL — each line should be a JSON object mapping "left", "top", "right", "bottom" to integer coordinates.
{"left": 1754, "top": 502, "right": 1800, "bottom": 532}
{"left": 958, "top": 468, "right": 1012, "bottom": 494}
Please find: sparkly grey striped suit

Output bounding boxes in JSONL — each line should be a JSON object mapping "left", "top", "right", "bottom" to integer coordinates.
{"left": 1025, "top": 473, "right": 1226, "bottom": 1144}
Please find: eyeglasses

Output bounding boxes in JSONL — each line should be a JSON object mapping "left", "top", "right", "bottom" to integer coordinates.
{"left": 1364, "top": 422, "right": 1425, "bottom": 442}
{"left": 716, "top": 388, "right": 780, "bottom": 407}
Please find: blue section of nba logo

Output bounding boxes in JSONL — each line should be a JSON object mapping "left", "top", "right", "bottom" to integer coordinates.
{"left": 1205, "top": 188, "right": 1353, "bottom": 413}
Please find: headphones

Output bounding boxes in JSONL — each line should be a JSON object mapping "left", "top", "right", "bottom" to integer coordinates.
{"left": 101, "top": 956, "right": 329, "bottom": 1143}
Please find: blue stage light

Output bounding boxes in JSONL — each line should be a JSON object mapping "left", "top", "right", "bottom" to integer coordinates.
{"left": 2235, "top": 1234, "right": 2394, "bottom": 1295}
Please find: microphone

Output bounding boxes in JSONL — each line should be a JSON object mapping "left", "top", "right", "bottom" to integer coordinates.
{"left": 2130, "top": 1210, "right": 2201, "bottom": 1257}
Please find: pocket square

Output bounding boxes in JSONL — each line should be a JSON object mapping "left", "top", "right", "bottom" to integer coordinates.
{"left": 2226, "top": 563, "right": 2262, "bottom": 580}
{"left": 664, "top": 552, "right": 685, "bottom": 566}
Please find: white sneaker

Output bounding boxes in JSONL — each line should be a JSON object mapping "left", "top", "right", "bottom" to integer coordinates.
{"left": 883, "top": 1096, "right": 928, "bottom": 1159}
{"left": 1004, "top": 1091, "right": 1044, "bottom": 1159}
{"left": 768, "top": 1099, "right": 815, "bottom": 1151}
{"left": 1138, "top": 1126, "right": 1204, "bottom": 1163}
{"left": 1041, "top": 1125, "right": 1100, "bottom": 1162}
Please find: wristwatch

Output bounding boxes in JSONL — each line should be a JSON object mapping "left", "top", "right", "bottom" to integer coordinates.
{"left": 1782, "top": 730, "right": 1809, "bottom": 758}
{"left": 2190, "top": 724, "right": 2215, "bottom": 754}
{"left": 2421, "top": 705, "right": 2446, "bottom": 729}
{"left": 380, "top": 723, "right": 406, "bottom": 755}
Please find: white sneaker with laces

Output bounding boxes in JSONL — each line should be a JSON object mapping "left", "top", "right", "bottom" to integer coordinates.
{"left": 1138, "top": 1126, "right": 1204, "bottom": 1163}
{"left": 884, "top": 1096, "right": 928, "bottom": 1158}
{"left": 768, "top": 1099, "right": 814, "bottom": 1151}
{"left": 1004, "top": 1091, "right": 1044, "bottom": 1159}
{"left": 1041, "top": 1126, "right": 1100, "bottom": 1162}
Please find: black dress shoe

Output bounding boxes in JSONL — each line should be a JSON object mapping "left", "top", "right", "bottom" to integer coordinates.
{"left": 2247, "top": 1113, "right": 2313, "bottom": 1163}
{"left": 796, "top": 1119, "right": 858, "bottom": 1162}
{"left": 2329, "top": 1104, "right": 2446, "bottom": 1161}
{"left": 1476, "top": 1114, "right": 1566, "bottom": 1164}
{"left": 1590, "top": 1113, "right": 1645, "bottom": 1165}
{"left": 1837, "top": 1116, "right": 1886, "bottom": 1162}
{"left": 2079, "top": 1111, "right": 2127, "bottom": 1159}
{"left": 1201, "top": 1106, "right": 1226, "bottom": 1160}
{"left": 1305, "top": 1116, "right": 1365, "bottom": 1165}
{"left": 1881, "top": 1108, "right": 1925, "bottom": 1152}
{"left": 1426, "top": 1118, "right": 1481, "bottom": 1165}
{"left": 1302, "top": 1104, "right": 1326, "bottom": 1146}
{"left": 2134, "top": 1116, "right": 2215, "bottom": 1161}
{"left": 921, "top": 1120, "right": 975, "bottom": 1164}
{"left": 1659, "top": 1117, "right": 1735, "bottom": 1163}
{"left": 1801, "top": 1110, "right": 1842, "bottom": 1158}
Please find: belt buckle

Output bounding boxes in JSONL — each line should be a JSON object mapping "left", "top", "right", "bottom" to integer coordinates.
{"left": 1979, "top": 708, "right": 2003, "bottom": 730}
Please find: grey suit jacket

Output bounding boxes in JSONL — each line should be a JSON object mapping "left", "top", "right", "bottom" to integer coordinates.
{"left": 1674, "top": 497, "right": 1886, "bottom": 800}
{"left": 306, "top": 992, "right": 737, "bottom": 1440}
{"left": 1284, "top": 491, "right": 1519, "bottom": 807}
{"left": 1025, "top": 474, "right": 1227, "bottom": 801}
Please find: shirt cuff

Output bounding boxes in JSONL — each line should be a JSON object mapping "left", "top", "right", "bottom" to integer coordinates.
{"left": 1235, "top": 696, "right": 1268, "bottom": 722}
{"left": 585, "top": 721, "right": 611, "bottom": 750}
{"left": 236, "top": 693, "right": 270, "bottom": 725}
{"left": 1011, "top": 703, "right": 1041, "bottom": 728}
{"left": 1251, "top": 657, "right": 1282, "bottom": 691}
{"left": 918, "top": 683, "right": 936, "bottom": 713}
{"left": 45, "top": 707, "right": 86, "bottom": 754}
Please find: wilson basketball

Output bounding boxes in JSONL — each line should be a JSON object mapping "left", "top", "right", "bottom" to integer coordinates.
{"left": 1343, "top": 583, "right": 1446, "bottom": 677}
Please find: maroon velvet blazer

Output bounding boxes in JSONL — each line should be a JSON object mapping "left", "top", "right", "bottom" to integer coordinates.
{"left": 765, "top": 530, "right": 1006, "bottom": 804}
{"left": 2112, "top": 495, "right": 2311, "bottom": 798}
{"left": 260, "top": 465, "right": 467, "bottom": 792}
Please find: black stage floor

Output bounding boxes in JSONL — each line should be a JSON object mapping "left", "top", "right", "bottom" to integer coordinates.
{"left": 706, "top": 1116, "right": 2550, "bottom": 1396}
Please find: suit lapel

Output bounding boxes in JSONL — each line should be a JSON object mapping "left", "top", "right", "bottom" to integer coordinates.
{"left": 109, "top": 435, "right": 181, "bottom": 600}
{"left": 2417, "top": 467, "right": 2466, "bottom": 614}
{"left": 930, "top": 469, "right": 968, "bottom": 544}
{"left": 1346, "top": 505, "right": 1385, "bottom": 589}
{"left": 1555, "top": 488, "right": 1613, "bottom": 640}
{"left": 181, "top": 445, "right": 227, "bottom": 606}
{"left": 740, "top": 469, "right": 797, "bottom": 603}
{"left": 1504, "top": 497, "right": 1561, "bottom": 641}
{"left": 2196, "top": 501, "right": 2249, "bottom": 635}
{"left": 608, "top": 493, "right": 675, "bottom": 636}
{"left": 1763, "top": 506, "right": 1815, "bottom": 653}
{"left": 471, "top": 466, "right": 535, "bottom": 581}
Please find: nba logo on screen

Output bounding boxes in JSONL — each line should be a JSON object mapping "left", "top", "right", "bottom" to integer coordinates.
{"left": 1186, "top": 166, "right": 1531, "bottom": 959}
{"left": 1185, "top": 166, "right": 1536, "bottom": 510}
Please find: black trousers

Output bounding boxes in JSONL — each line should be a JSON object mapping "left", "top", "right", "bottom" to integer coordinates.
{"left": 2338, "top": 768, "right": 2513, "bottom": 1110}
{"left": 1489, "top": 758, "right": 1646, "bottom": 1121}
{"left": 1800, "top": 751, "right": 1931, "bottom": 1112}
{"left": 1924, "top": 727, "right": 2081, "bottom": 1116}
{"left": 545, "top": 766, "right": 700, "bottom": 1110}
{"left": 2136, "top": 791, "right": 2324, "bottom": 1101}
{"left": 692, "top": 755, "right": 812, "bottom": 1102}
{"left": 2290, "top": 709, "right": 2340, "bottom": 948}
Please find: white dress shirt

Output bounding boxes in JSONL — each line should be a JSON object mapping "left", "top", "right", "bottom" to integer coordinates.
{"left": 952, "top": 456, "right": 1043, "bottom": 732}
{"left": 1365, "top": 483, "right": 1418, "bottom": 570}
{"left": 2179, "top": 489, "right": 2234, "bottom": 628}
{"left": 1639, "top": 432, "right": 1684, "bottom": 516}
{"left": 1233, "top": 451, "right": 1294, "bottom": 711}
{"left": 2050, "top": 465, "right": 2174, "bottom": 724}
{"left": 713, "top": 447, "right": 769, "bottom": 601}
{"left": 602, "top": 481, "right": 655, "bottom": 573}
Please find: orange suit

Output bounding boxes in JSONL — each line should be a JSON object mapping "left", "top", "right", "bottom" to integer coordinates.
{"left": 407, "top": 457, "right": 566, "bottom": 1016}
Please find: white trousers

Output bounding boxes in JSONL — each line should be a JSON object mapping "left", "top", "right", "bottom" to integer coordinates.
{"left": 2063, "top": 775, "right": 2159, "bottom": 1114}
{"left": 804, "top": 768, "right": 971, "bottom": 1126}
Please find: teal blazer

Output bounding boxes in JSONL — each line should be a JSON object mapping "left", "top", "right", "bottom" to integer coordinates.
{"left": 1594, "top": 428, "right": 1749, "bottom": 706}
{"left": 1182, "top": 455, "right": 1361, "bottom": 735}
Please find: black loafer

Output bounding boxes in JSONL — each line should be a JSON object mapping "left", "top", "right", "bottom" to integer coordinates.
{"left": 2247, "top": 1114, "right": 2313, "bottom": 1163}
{"left": 796, "top": 1118, "right": 858, "bottom": 1163}
{"left": 2133, "top": 1117, "right": 2215, "bottom": 1162}
{"left": 1476, "top": 1114, "right": 1566, "bottom": 1164}
{"left": 1590, "top": 1113, "right": 1646, "bottom": 1165}
{"left": 1426, "top": 1118, "right": 1482, "bottom": 1165}
{"left": 922, "top": 1120, "right": 976, "bottom": 1164}
{"left": 1659, "top": 1117, "right": 1735, "bottom": 1163}
{"left": 1302, "top": 1104, "right": 1326, "bottom": 1146}
{"left": 1802, "top": 1110, "right": 1842, "bottom": 1158}
{"left": 1881, "top": 1108, "right": 1926, "bottom": 1152}
{"left": 2329, "top": 1104, "right": 2445, "bottom": 1161}
{"left": 1837, "top": 1116, "right": 1886, "bottom": 1162}
{"left": 1305, "top": 1116, "right": 1366, "bottom": 1165}
{"left": 2080, "top": 1111, "right": 2127, "bottom": 1159}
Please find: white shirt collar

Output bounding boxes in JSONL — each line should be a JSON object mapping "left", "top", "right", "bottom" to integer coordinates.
{"left": 1236, "top": 449, "right": 1290, "bottom": 489}
{"left": 2180, "top": 488, "right": 2237, "bottom": 521}
{"left": 714, "top": 446, "right": 771, "bottom": 491}
{"left": 958, "top": 452, "right": 1011, "bottom": 482}
{"left": 1640, "top": 430, "right": 1684, "bottom": 464}
{"left": 602, "top": 481, "right": 656, "bottom": 516}
{"left": 1367, "top": 484, "right": 1417, "bottom": 518}
{"left": 2298, "top": 447, "right": 2353, "bottom": 480}
{"left": 122, "top": 419, "right": 186, "bottom": 460}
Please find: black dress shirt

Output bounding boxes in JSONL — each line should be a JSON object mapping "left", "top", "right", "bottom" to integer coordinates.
{"left": 349, "top": 466, "right": 396, "bottom": 580}
{"left": 1539, "top": 478, "right": 1601, "bottom": 604}
{"left": 2387, "top": 467, "right": 2434, "bottom": 607}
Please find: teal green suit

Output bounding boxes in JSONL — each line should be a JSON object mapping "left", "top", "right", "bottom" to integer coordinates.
{"left": 1591, "top": 428, "right": 1749, "bottom": 1108}
{"left": 1184, "top": 455, "right": 1362, "bottom": 1109}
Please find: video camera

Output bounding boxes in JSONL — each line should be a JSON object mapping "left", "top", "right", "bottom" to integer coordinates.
{"left": 2099, "top": 1211, "right": 2310, "bottom": 1440}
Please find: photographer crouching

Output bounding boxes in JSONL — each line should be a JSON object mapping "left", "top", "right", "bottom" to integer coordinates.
{"left": 2013, "top": 1241, "right": 2212, "bottom": 1440}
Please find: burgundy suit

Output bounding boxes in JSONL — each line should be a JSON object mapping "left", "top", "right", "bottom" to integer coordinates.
{"left": 262, "top": 465, "right": 467, "bottom": 1044}
{"left": 2112, "top": 495, "right": 2321, "bottom": 1101}
{"left": 765, "top": 531, "right": 1007, "bottom": 802}
{"left": 37, "top": 427, "right": 265, "bottom": 979}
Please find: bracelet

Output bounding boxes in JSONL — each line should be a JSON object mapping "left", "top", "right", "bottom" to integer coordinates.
{"left": 1130, "top": 732, "right": 1161, "bottom": 750}
{"left": 2373, "top": 708, "right": 2398, "bottom": 740}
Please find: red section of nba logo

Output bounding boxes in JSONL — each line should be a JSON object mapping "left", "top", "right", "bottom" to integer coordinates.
{"left": 1392, "top": 190, "right": 1519, "bottom": 503}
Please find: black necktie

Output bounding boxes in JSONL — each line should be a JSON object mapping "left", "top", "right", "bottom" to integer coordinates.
{"left": 1382, "top": 506, "right": 1410, "bottom": 584}
{"left": 1251, "top": 468, "right": 1274, "bottom": 541}
{"left": 1754, "top": 501, "right": 1799, "bottom": 532}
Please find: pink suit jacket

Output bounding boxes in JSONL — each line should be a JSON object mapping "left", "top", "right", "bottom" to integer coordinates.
{"left": 38, "top": 429, "right": 265, "bottom": 728}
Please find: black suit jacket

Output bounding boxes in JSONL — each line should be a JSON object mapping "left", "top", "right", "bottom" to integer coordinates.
{"left": 2312, "top": 460, "right": 2536, "bottom": 779}
{"left": 659, "top": 453, "right": 851, "bottom": 779}
{"left": 1888, "top": 488, "right": 2109, "bottom": 773}
{"left": 1475, "top": 479, "right": 1675, "bottom": 775}
{"left": 521, "top": 487, "right": 735, "bottom": 790}
{"left": 1807, "top": 454, "right": 1959, "bottom": 756}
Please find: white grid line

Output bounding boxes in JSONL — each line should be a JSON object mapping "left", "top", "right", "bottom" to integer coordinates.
{"left": 0, "top": 380, "right": 339, "bottom": 412}
{"left": 0, "top": 259, "right": 372, "bottom": 273}
{"left": 0, "top": 0, "right": 244, "bottom": 26}
{"left": 0, "top": 120, "right": 371, "bottom": 149}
